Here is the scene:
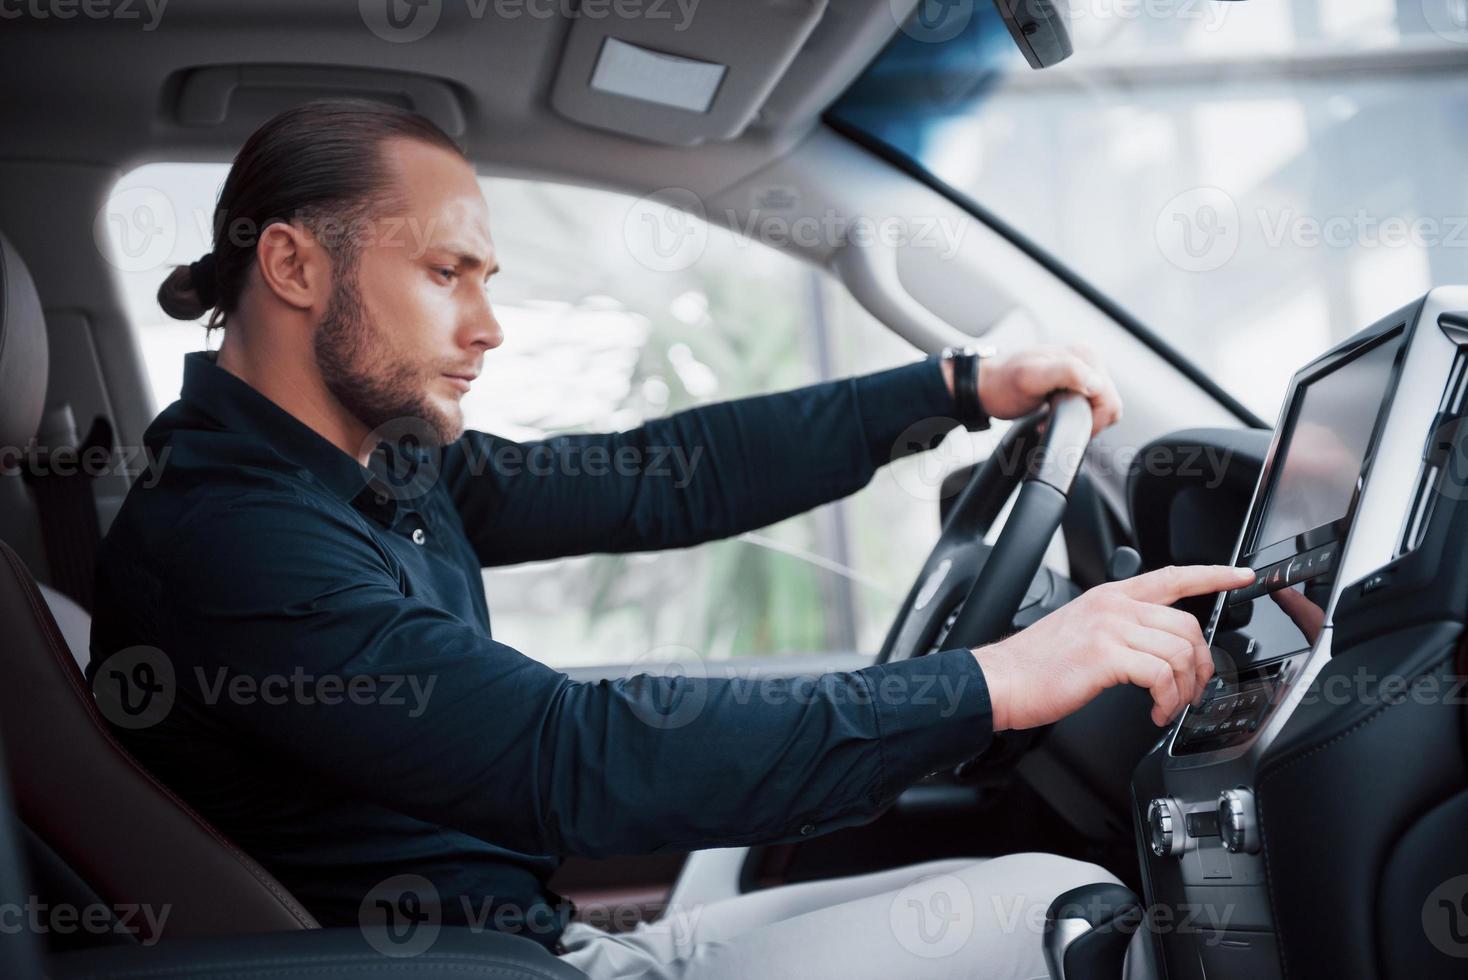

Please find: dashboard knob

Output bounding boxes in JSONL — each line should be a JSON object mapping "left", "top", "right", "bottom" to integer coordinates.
{"left": 1146, "top": 797, "right": 1185, "bottom": 858}
{"left": 1218, "top": 787, "right": 1261, "bottom": 854}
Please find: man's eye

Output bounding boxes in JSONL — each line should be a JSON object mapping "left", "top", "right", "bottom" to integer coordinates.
{"left": 434, "top": 267, "right": 459, "bottom": 282}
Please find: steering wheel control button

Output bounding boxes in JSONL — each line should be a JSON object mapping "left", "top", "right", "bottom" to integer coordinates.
{"left": 1147, "top": 798, "right": 1186, "bottom": 858}
{"left": 1218, "top": 787, "right": 1261, "bottom": 854}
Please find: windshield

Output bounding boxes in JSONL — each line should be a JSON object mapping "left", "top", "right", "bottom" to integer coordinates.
{"left": 830, "top": 1, "right": 1468, "bottom": 418}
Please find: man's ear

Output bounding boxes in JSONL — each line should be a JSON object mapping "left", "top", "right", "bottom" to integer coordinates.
{"left": 255, "top": 221, "right": 330, "bottom": 313}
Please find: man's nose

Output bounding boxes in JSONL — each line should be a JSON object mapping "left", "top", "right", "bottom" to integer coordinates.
{"left": 462, "top": 299, "right": 504, "bottom": 352}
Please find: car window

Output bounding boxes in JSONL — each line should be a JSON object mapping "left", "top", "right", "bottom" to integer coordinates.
{"left": 105, "top": 165, "right": 992, "bottom": 667}
{"left": 830, "top": 1, "right": 1468, "bottom": 418}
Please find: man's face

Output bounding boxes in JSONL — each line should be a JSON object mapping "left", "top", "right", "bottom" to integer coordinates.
{"left": 314, "top": 137, "right": 502, "bottom": 446}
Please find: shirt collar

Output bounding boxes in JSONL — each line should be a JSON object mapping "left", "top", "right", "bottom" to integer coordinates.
{"left": 178, "top": 351, "right": 421, "bottom": 523}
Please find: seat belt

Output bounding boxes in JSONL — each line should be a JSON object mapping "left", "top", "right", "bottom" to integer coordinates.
{"left": 20, "top": 404, "right": 112, "bottom": 612}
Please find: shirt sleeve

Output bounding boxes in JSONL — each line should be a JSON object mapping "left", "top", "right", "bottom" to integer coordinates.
{"left": 152, "top": 493, "right": 994, "bottom": 858}
{"left": 441, "top": 357, "right": 960, "bottom": 566}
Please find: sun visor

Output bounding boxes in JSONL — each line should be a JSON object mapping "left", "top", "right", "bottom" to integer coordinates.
{"left": 550, "top": 0, "right": 827, "bottom": 146}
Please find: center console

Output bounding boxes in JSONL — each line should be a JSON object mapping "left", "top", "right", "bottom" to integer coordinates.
{"left": 1129, "top": 287, "right": 1468, "bottom": 979}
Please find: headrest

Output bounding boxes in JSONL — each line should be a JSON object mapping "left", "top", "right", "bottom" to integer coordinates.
{"left": 0, "top": 231, "right": 49, "bottom": 449}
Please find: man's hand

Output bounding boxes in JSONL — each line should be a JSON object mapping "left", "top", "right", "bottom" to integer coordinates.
{"left": 973, "top": 564, "right": 1256, "bottom": 731}
{"left": 976, "top": 344, "right": 1123, "bottom": 437}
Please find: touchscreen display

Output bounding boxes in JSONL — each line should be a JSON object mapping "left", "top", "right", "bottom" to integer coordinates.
{"left": 1253, "top": 338, "right": 1400, "bottom": 550}
{"left": 1204, "top": 331, "right": 1402, "bottom": 676}
{"left": 1184, "top": 330, "right": 1402, "bottom": 752}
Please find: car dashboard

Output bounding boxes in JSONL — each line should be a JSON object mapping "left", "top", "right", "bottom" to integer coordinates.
{"left": 1129, "top": 286, "right": 1468, "bottom": 980}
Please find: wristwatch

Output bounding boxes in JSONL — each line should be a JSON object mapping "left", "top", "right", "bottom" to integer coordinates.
{"left": 941, "top": 343, "right": 997, "bottom": 432}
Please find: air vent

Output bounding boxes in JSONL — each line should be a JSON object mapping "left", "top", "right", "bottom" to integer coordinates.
{"left": 1398, "top": 346, "right": 1468, "bottom": 555}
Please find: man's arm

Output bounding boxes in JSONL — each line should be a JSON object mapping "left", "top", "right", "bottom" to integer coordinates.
{"left": 441, "top": 358, "right": 959, "bottom": 566}
{"left": 441, "top": 343, "right": 1126, "bottom": 567}
{"left": 144, "top": 495, "right": 995, "bottom": 858}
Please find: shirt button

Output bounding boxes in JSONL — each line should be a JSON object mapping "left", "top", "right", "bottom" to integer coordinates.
{"left": 411, "top": 528, "right": 427, "bottom": 545}
{"left": 799, "top": 823, "right": 815, "bottom": 837}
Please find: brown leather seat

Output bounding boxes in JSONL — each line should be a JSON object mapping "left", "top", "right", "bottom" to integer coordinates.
{"left": 0, "top": 229, "right": 318, "bottom": 941}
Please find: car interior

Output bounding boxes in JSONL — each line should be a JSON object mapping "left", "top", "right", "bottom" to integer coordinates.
{"left": 2, "top": 1, "right": 1467, "bottom": 978}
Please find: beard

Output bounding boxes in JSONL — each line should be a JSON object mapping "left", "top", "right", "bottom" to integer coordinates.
{"left": 314, "top": 265, "right": 463, "bottom": 448}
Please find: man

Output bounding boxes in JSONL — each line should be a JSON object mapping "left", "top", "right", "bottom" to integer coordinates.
{"left": 91, "top": 101, "right": 1251, "bottom": 979}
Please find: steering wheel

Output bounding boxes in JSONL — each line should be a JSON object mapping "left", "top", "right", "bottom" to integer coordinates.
{"left": 877, "top": 392, "right": 1095, "bottom": 664}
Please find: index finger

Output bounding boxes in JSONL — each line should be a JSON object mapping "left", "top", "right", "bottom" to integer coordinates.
{"left": 1117, "top": 564, "right": 1256, "bottom": 606}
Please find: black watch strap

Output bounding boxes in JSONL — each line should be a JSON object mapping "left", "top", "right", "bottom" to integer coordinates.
{"left": 944, "top": 347, "right": 991, "bottom": 432}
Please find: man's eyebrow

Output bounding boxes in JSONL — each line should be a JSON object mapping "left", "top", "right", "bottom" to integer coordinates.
{"left": 431, "top": 243, "right": 500, "bottom": 277}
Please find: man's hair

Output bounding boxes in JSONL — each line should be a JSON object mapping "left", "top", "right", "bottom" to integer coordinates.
{"left": 157, "top": 99, "right": 466, "bottom": 327}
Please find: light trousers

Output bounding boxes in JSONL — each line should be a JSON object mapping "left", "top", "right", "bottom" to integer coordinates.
{"left": 559, "top": 852, "right": 1145, "bottom": 980}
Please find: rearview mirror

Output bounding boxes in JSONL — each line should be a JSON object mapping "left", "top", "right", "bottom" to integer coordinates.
{"left": 992, "top": 0, "right": 1073, "bottom": 69}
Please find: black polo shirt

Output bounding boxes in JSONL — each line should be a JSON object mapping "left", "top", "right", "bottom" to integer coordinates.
{"left": 90, "top": 350, "right": 995, "bottom": 950}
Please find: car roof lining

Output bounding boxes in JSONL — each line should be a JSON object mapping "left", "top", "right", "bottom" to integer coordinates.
{"left": 0, "top": 0, "right": 918, "bottom": 202}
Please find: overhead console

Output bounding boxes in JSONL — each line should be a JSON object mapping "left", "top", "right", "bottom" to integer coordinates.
{"left": 1131, "top": 287, "right": 1468, "bottom": 979}
{"left": 549, "top": 0, "right": 826, "bottom": 145}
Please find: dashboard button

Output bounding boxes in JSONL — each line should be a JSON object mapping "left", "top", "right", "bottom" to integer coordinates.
{"left": 1204, "top": 696, "right": 1235, "bottom": 719}
{"left": 1314, "top": 546, "right": 1336, "bottom": 573}
{"left": 1227, "top": 584, "right": 1256, "bottom": 605}
{"left": 1185, "top": 810, "right": 1221, "bottom": 838}
{"left": 1361, "top": 570, "right": 1392, "bottom": 594}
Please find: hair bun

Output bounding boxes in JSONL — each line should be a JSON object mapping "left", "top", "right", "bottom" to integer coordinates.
{"left": 156, "top": 253, "right": 218, "bottom": 321}
{"left": 188, "top": 254, "right": 219, "bottom": 309}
